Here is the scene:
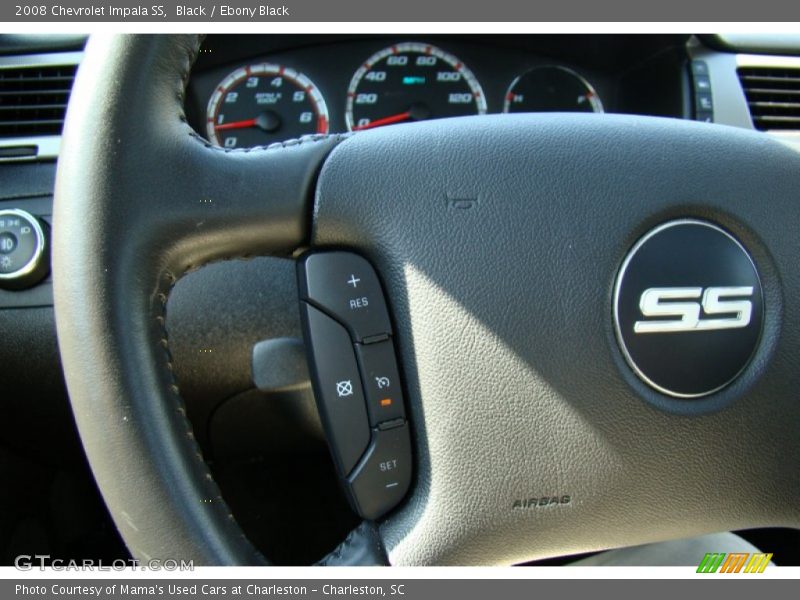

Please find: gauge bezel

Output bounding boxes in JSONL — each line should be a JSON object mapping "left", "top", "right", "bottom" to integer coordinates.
{"left": 0, "top": 208, "right": 46, "bottom": 281}
{"left": 344, "top": 42, "right": 487, "bottom": 132}
{"left": 206, "top": 63, "right": 330, "bottom": 147}
{"left": 502, "top": 65, "right": 604, "bottom": 114}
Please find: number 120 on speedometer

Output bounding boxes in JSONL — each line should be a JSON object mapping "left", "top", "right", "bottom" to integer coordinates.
{"left": 345, "top": 42, "right": 487, "bottom": 132}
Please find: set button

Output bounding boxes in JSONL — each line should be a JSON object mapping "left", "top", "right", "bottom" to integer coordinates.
{"left": 348, "top": 423, "right": 412, "bottom": 521}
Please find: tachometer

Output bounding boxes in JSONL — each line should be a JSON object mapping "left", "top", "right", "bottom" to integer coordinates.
{"left": 345, "top": 43, "right": 487, "bottom": 132}
{"left": 503, "top": 66, "right": 603, "bottom": 114}
{"left": 206, "top": 64, "right": 329, "bottom": 148}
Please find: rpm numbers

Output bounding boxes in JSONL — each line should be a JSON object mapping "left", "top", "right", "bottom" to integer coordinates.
{"left": 345, "top": 43, "right": 487, "bottom": 132}
{"left": 206, "top": 64, "right": 329, "bottom": 149}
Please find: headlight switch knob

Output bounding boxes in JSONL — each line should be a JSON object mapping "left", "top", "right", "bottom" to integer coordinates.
{"left": 0, "top": 208, "right": 49, "bottom": 290}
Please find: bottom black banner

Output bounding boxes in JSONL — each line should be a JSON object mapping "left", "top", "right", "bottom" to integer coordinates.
{"left": 1, "top": 579, "right": 792, "bottom": 600}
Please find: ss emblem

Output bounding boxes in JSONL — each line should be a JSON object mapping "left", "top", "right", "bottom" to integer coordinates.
{"left": 634, "top": 286, "right": 754, "bottom": 334}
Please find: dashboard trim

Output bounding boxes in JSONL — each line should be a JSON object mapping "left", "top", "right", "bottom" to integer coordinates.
{"left": 689, "top": 41, "right": 800, "bottom": 146}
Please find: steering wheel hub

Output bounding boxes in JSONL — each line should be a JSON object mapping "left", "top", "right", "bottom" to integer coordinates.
{"left": 613, "top": 219, "right": 763, "bottom": 400}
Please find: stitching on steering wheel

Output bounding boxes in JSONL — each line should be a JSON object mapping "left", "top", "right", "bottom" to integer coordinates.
{"left": 143, "top": 35, "right": 351, "bottom": 563}
{"left": 153, "top": 270, "right": 240, "bottom": 522}
{"left": 315, "top": 522, "right": 359, "bottom": 566}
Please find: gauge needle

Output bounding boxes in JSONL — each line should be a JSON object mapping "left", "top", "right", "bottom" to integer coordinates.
{"left": 214, "top": 118, "right": 258, "bottom": 131}
{"left": 352, "top": 111, "right": 412, "bottom": 131}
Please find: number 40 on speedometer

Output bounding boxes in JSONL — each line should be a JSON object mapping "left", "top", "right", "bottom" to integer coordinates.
{"left": 345, "top": 43, "right": 487, "bottom": 132}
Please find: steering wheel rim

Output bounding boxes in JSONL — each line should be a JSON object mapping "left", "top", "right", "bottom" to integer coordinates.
{"left": 54, "top": 34, "right": 346, "bottom": 565}
{"left": 54, "top": 34, "right": 800, "bottom": 566}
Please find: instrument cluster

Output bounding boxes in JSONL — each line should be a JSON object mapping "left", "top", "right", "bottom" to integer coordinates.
{"left": 189, "top": 36, "right": 684, "bottom": 149}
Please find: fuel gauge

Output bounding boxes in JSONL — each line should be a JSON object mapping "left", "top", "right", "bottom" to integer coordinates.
{"left": 503, "top": 66, "right": 603, "bottom": 114}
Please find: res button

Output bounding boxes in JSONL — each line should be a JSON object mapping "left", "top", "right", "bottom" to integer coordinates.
{"left": 298, "top": 252, "right": 392, "bottom": 342}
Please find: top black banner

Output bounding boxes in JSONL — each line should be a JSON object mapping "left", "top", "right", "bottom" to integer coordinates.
{"left": 3, "top": 0, "right": 800, "bottom": 22}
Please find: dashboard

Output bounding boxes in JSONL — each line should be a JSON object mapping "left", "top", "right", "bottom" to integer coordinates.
{"left": 3, "top": 33, "right": 800, "bottom": 565}
{"left": 186, "top": 35, "right": 691, "bottom": 148}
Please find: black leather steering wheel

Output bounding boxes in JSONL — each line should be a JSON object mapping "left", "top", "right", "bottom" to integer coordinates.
{"left": 53, "top": 34, "right": 800, "bottom": 565}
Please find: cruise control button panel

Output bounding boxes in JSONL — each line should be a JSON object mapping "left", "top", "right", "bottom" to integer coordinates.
{"left": 298, "top": 251, "right": 412, "bottom": 520}
{"left": 298, "top": 252, "right": 392, "bottom": 342}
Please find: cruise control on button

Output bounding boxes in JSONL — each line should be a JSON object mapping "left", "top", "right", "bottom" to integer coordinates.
{"left": 356, "top": 340, "right": 406, "bottom": 426}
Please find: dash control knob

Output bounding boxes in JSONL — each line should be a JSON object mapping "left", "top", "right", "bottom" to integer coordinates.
{"left": 0, "top": 209, "right": 49, "bottom": 290}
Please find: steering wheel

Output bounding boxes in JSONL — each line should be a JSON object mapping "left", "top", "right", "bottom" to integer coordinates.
{"left": 53, "top": 34, "right": 800, "bottom": 565}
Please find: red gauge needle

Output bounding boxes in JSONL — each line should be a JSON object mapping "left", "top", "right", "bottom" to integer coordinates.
{"left": 214, "top": 118, "right": 258, "bottom": 131}
{"left": 353, "top": 111, "right": 412, "bottom": 131}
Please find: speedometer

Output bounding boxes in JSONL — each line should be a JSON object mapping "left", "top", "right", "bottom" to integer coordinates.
{"left": 345, "top": 43, "right": 487, "bottom": 132}
{"left": 206, "top": 64, "right": 329, "bottom": 149}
